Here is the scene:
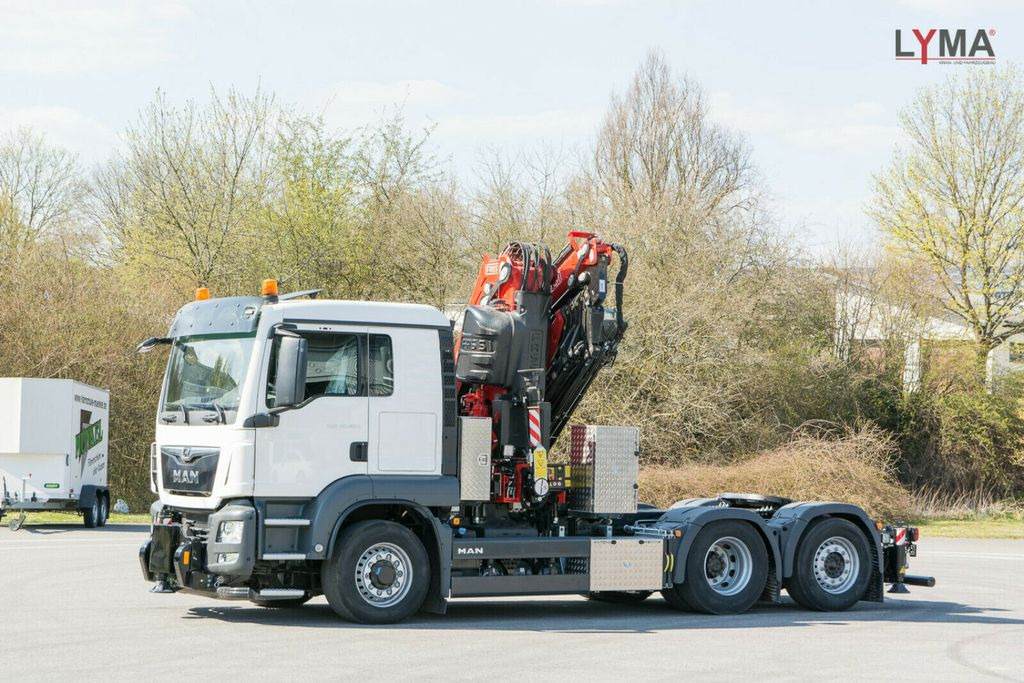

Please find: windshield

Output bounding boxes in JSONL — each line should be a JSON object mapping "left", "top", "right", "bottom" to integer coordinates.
{"left": 161, "top": 333, "right": 256, "bottom": 425}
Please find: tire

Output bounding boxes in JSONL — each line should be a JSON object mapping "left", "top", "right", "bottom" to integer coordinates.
{"left": 253, "top": 595, "right": 311, "bottom": 608}
{"left": 587, "top": 590, "right": 653, "bottom": 604}
{"left": 322, "top": 520, "right": 430, "bottom": 624}
{"left": 83, "top": 497, "right": 100, "bottom": 528}
{"left": 785, "top": 517, "right": 871, "bottom": 611}
{"left": 97, "top": 494, "right": 109, "bottom": 527}
{"left": 663, "top": 520, "right": 768, "bottom": 614}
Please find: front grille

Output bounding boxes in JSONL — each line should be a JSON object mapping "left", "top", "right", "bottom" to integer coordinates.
{"left": 161, "top": 446, "right": 220, "bottom": 496}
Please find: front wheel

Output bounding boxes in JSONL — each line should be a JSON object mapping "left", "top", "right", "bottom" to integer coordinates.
{"left": 663, "top": 520, "right": 768, "bottom": 614}
{"left": 785, "top": 517, "right": 871, "bottom": 611}
{"left": 322, "top": 520, "right": 430, "bottom": 624}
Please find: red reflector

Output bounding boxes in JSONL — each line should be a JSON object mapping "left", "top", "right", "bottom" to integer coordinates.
{"left": 911, "top": 528, "right": 920, "bottom": 542}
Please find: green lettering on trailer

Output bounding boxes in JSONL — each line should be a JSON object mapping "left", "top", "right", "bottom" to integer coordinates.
{"left": 75, "top": 421, "right": 103, "bottom": 458}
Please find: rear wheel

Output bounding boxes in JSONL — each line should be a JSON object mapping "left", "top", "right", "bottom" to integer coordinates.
{"left": 97, "top": 494, "right": 109, "bottom": 527}
{"left": 83, "top": 497, "right": 100, "bottom": 528}
{"left": 663, "top": 520, "right": 768, "bottom": 614}
{"left": 785, "top": 517, "right": 871, "bottom": 611}
{"left": 322, "top": 520, "right": 430, "bottom": 624}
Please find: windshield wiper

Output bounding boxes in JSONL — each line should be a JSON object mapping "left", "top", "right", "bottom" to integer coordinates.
{"left": 159, "top": 403, "right": 189, "bottom": 425}
{"left": 199, "top": 403, "right": 228, "bottom": 424}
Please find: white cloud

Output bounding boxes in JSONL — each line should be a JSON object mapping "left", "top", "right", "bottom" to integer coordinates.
{"left": 0, "top": 106, "right": 117, "bottom": 164}
{"left": 311, "top": 79, "right": 465, "bottom": 129}
{"left": 0, "top": 0, "right": 194, "bottom": 75}
{"left": 894, "top": 0, "right": 1016, "bottom": 16}
{"left": 709, "top": 91, "right": 901, "bottom": 157}
{"left": 437, "top": 107, "right": 604, "bottom": 143}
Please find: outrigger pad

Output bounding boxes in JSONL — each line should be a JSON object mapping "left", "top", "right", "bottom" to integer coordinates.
{"left": 150, "top": 578, "right": 175, "bottom": 593}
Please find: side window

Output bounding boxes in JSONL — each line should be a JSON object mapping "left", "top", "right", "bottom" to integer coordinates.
{"left": 304, "top": 332, "right": 363, "bottom": 398}
{"left": 368, "top": 334, "right": 394, "bottom": 397}
{"left": 266, "top": 331, "right": 364, "bottom": 408}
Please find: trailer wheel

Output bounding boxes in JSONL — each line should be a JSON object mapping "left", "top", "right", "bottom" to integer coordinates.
{"left": 97, "top": 494, "right": 109, "bottom": 527}
{"left": 322, "top": 520, "right": 430, "bottom": 624}
{"left": 83, "top": 497, "right": 100, "bottom": 528}
{"left": 785, "top": 517, "right": 871, "bottom": 611}
{"left": 587, "top": 590, "right": 653, "bottom": 604}
{"left": 663, "top": 520, "right": 768, "bottom": 614}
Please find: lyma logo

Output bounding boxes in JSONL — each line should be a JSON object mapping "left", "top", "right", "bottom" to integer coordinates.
{"left": 895, "top": 29, "right": 995, "bottom": 64}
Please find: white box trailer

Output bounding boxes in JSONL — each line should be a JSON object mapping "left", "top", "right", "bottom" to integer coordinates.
{"left": 0, "top": 378, "right": 111, "bottom": 530}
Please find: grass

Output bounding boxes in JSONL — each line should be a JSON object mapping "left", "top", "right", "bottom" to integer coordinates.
{"left": 640, "top": 426, "right": 913, "bottom": 520}
{"left": 916, "top": 517, "right": 1024, "bottom": 539}
{"left": 1, "top": 511, "right": 150, "bottom": 526}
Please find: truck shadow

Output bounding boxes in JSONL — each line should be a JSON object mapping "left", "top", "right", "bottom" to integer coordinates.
{"left": 185, "top": 596, "right": 1024, "bottom": 633}
{"left": 4, "top": 523, "right": 147, "bottom": 535}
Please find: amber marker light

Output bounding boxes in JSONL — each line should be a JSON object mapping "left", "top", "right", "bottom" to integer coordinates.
{"left": 195, "top": 287, "right": 211, "bottom": 301}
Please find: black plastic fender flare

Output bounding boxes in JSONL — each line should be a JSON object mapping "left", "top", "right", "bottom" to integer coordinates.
{"left": 654, "top": 506, "right": 783, "bottom": 588}
{"left": 77, "top": 484, "right": 107, "bottom": 510}
{"left": 302, "top": 474, "right": 458, "bottom": 614}
{"left": 767, "top": 502, "right": 881, "bottom": 577}
{"left": 766, "top": 502, "right": 884, "bottom": 601}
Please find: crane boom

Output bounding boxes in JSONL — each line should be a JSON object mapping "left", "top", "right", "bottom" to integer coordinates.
{"left": 453, "top": 231, "right": 628, "bottom": 505}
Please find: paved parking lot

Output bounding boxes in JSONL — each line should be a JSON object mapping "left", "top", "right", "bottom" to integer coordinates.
{"left": 1, "top": 525, "right": 1022, "bottom": 681}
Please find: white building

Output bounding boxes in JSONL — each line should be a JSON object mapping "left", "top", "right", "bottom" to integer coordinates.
{"left": 834, "top": 287, "right": 1024, "bottom": 391}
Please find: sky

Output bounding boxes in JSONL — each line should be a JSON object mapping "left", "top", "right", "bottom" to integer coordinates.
{"left": 1, "top": 0, "right": 1021, "bottom": 251}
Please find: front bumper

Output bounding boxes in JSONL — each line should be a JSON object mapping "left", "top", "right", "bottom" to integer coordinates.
{"left": 139, "top": 500, "right": 257, "bottom": 593}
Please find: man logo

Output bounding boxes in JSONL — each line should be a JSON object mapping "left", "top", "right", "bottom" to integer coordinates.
{"left": 171, "top": 469, "right": 200, "bottom": 485}
{"left": 456, "top": 547, "right": 484, "bottom": 555}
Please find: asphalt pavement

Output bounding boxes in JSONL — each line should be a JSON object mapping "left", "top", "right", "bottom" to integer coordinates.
{"left": 1, "top": 525, "right": 1022, "bottom": 681}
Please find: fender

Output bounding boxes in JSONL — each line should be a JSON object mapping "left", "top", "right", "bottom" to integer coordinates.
{"left": 297, "top": 474, "right": 459, "bottom": 613}
{"left": 767, "top": 501, "right": 884, "bottom": 602}
{"left": 654, "top": 505, "right": 783, "bottom": 597}
{"left": 77, "top": 484, "right": 106, "bottom": 510}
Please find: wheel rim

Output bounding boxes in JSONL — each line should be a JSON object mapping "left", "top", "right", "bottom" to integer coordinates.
{"left": 353, "top": 542, "right": 413, "bottom": 608}
{"left": 703, "top": 536, "right": 753, "bottom": 596}
{"left": 812, "top": 536, "right": 860, "bottom": 594}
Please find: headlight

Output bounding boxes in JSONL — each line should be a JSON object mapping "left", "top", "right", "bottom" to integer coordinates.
{"left": 217, "top": 520, "right": 244, "bottom": 543}
{"left": 216, "top": 552, "right": 239, "bottom": 564}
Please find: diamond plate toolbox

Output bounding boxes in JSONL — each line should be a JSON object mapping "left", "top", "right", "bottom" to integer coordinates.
{"left": 459, "top": 417, "right": 492, "bottom": 501}
{"left": 569, "top": 425, "right": 639, "bottom": 514}
{"left": 589, "top": 538, "right": 664, "bottom": 591}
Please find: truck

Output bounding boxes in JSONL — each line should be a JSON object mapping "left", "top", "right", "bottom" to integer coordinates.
{"left": 0, "top": 378, "right": 112, "bottom": 531}
{"left": 137, "top": 231, "right": 933, "bottom": 623}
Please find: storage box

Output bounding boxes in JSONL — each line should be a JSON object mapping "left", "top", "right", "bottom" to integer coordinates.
{"left": 569, "top": 425, "right": 639, "bottom": 514}
{"left": 459, "top": 416, "right": 492, "bottom": 501}
{"left": 0, "top": 379, "right": 110, "bottom": 502}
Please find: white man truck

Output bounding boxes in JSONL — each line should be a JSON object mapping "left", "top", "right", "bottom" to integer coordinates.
{"left": 138, "top": 231, "right": 933, "bottom": 623}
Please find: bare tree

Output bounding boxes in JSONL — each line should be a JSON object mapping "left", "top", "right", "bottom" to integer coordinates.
{"left": 93, "top": 88, "right": 275, "bottom": 287}
{"left": 593, "top": 51, "right": 754, "bottom": 236}
{"left": 0, "top": 128, "right": 84, "bottom": 249}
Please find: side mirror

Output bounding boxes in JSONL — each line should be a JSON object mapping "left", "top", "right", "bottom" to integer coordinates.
{"left": 135, "top": 337, "right": 171, "bottom": 353}
{"left": 272, "top": 331, "right": 308, "bottom": 409}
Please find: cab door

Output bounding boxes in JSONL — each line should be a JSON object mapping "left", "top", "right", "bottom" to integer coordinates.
{"left": 367, "top": 327, "right": 443, "bottom": 475}
{"left": 254, "top": 324, "right": 369, "bottom": 498}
